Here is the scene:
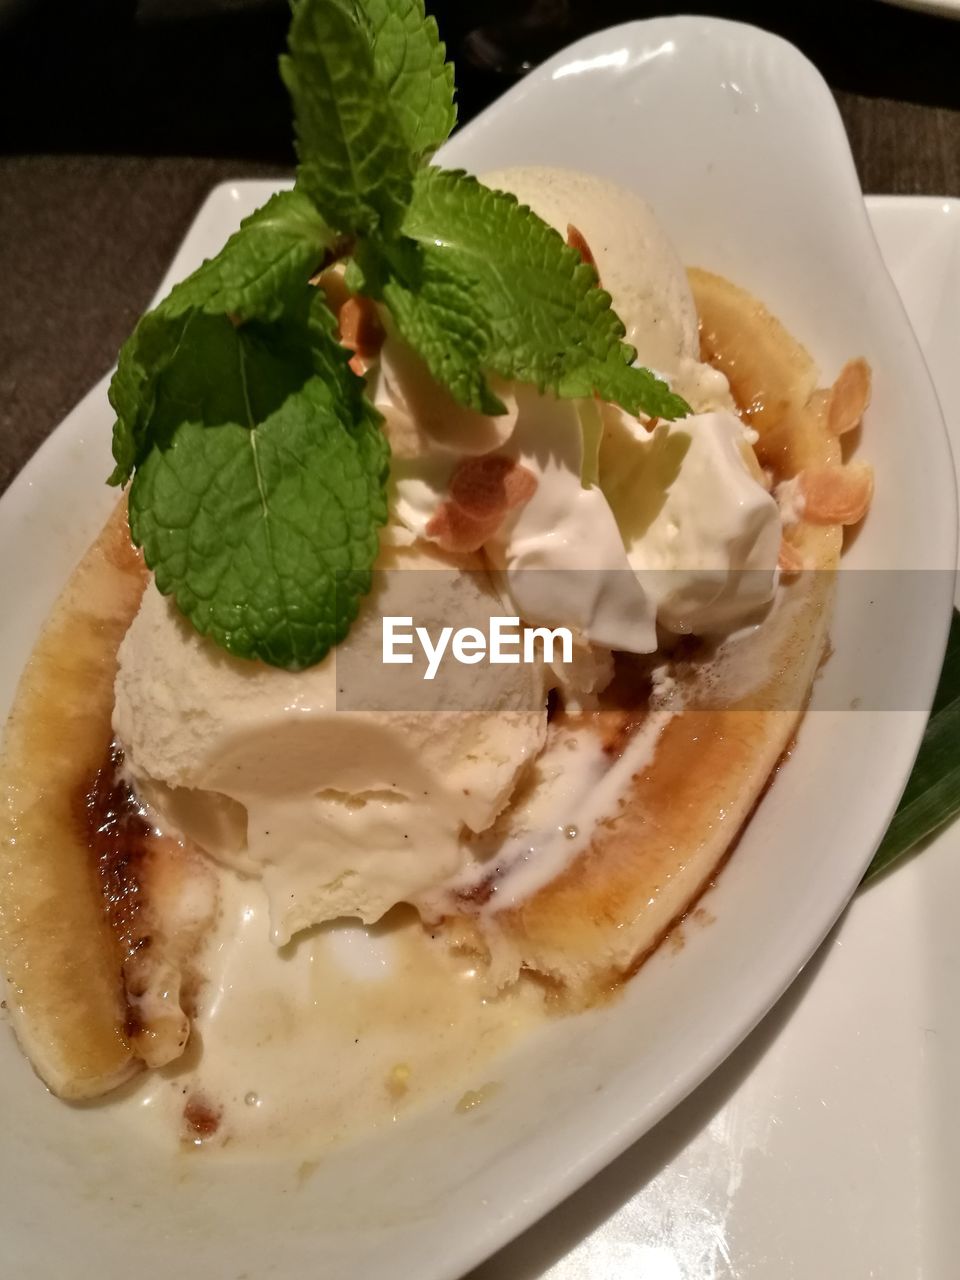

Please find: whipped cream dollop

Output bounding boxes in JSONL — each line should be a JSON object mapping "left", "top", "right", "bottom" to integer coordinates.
{"left": 377, "top": 166, "right": 781, "bottom": 659}
{"left": 600, "top": 407, "right": 782, "bottom": 634}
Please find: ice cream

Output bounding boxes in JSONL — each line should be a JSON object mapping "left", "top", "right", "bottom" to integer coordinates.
{"left": 113, "top": 542, "right": 546, "bottom": 944}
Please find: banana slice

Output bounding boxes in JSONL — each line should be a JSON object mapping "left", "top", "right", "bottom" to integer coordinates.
{"left": 0, "top": 499, "right": 219, "bottom": 1098}
{"left": 0, "top": 502, "right": 147, "bottom": 1097}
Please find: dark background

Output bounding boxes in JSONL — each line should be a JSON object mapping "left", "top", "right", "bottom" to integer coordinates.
{"left": 2, "top": 0, "right": 959, "bottom": 498}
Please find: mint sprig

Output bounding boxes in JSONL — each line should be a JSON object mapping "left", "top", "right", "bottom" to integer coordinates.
{"left": 128, "top": 294, "right": 387, "bottom": 669}
{"left": 359, "top": 0, "right": 457, "bottom": 160}
{"left": 280, "top": 0, "right": 415, "bottom": 237}
{"left": 379, "top": 167, "right": 688, "bottom": 418}
{"left": 109, "top": 189, "right": 335, "bottom": 485}
{"left": 109, "top": 0, "right": 691, "bottom": 671}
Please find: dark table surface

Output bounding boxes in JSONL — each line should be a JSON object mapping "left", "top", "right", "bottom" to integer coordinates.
{"left": 2, "top": 0, "right": 959, "bottom": 499}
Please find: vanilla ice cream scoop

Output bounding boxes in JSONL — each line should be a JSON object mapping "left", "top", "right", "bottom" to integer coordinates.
{"left": 114, "top": 544, "right": 546, "bottom": 944}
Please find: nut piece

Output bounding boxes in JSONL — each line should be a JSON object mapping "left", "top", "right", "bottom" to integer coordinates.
{"left": 426, "top": 456, "right": 538, "bottom": 553}
{"left": 798, "top": 462, "right": 874, "bottom": 525}
{"left": 338, "top": 295, "right": 385, "bottom": 374}
{"left": 828, "top": 358, "right": 871, "bottom": 436}
{"left": 566, "top": 223, "right": 597, "bottom": 271}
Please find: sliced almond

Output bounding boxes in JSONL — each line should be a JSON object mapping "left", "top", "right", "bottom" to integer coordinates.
{"left": 427, "top": 456, "right": 538, "bottom": 553}
{"left": 338, "top": 295, "right": 385, "bottom": 372}
{"left": 566, "top": 223, "right": 597, "bottom": 271}
{"left": 313, "top": 263, "right": 349, "bottom": 311}
{"left": 828, "top": 358, "right": 871, "bottom": 436}
{"left": 502, "top": 462, "right": 539, "bottom": 508}
{"left": 450, "top": 456, "right": 537, "bottom": 517}
{"left": 425, "top": 504, "right": 498, "bottom": 554}
{"left": 806, "top": 387, "right": 831, "bottom": 427}
{"left": 798, "top": 462, "right": 874, "bottom": 525}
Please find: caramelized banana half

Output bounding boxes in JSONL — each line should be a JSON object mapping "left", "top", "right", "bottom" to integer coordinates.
{"left": 430, "top": 270, "right": 871, "bottom": 1005}
{"left": 0, "top": 504, "right": 216, "bottom": 1099}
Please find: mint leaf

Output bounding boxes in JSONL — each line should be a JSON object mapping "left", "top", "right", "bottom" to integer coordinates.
{"left": 128, "top": 300, "right": 388, "bottom": 670}
{"left": 109, "top": 312, "right": 182, "bottom": 486}
{"left": 358, "top": 0, "right": 456, "bottom": 159}
{"left": 109, "top": 190, "right": 335, "bottom": 485}
{"left": 280, "top": 0, "right": 413, "bottom": 237}
{"left": 383, "top": 168, "right": 690, "bottom": 420}
{"left": 157, "top": 188, "right": 335, "bottom": 324}
{"left": 146, "top": 307, "right": 317, "bottom": 446}
{"left": 130, "top": 387, "right": 387, "bottom": 670}
{"left": 378, "top": 240, "right": 506, "bottom": 415}
{"left": 557, "top": 348, "right": 689, "bottom": 420}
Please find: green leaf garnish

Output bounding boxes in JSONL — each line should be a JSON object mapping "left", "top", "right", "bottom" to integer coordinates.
{"left": 863, "top": 609, "right": 960, "bottom": 883}
{"left": 129, "top": 294, "right": 387, "bottom": 670}
{"left": 358, "top": 0, "right": 456, "bottom": 160}
{"left": 109, "top": 189, "right": 335, "bottom": 485}
{"left": 153, "top": 188, "right": 335, "bottom": 325}
{"left": 280, "top": 0, "right": 415, "bottom": 238}
{"left": 109, "top": 0, "right": 690, "bottom": 669}
{"left": 379, "top": 168, "right": 689, "bottom": 420}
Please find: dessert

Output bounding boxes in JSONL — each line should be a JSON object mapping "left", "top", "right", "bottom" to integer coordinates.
{"left": 0, "top": 0, "right": 872, "bottom": 1140}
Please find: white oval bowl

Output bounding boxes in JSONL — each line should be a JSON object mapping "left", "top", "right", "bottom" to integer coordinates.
{"left": 0, "top": 17, "right": 955, "bottom": 1280}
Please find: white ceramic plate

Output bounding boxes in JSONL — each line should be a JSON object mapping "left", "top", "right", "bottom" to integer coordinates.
{"left": 878, "top": 0, "right": 960, "bottom": 19}
{"left": 474, "top": 195, "right": 960, "bottom": 1280}
{"left": 0, "top": 19, "right": 955, "bottom": 1280}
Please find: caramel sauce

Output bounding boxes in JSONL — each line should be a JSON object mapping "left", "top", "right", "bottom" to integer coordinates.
{"left": 82, "top": 741, "right": 154, "bottom": 1039}
{"left": 81, "top": 740, "right": 216, "bottom": 1071}
{"left": 183, "top": 1093, "right": 223, "bottom": 1143}
{"left": 456, "top": 874, "right": 498, "bottom": 907}
{"left": 594, "top": 656, "right": 655, "bottom": 756}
